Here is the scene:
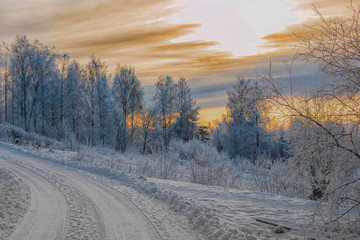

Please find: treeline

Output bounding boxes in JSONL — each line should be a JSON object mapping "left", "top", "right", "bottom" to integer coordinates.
{"left": 0, "top": 35, "right": 199, "bottom": 153}
{"left": 0, "top": 35, "right": 286, "bottom": 159}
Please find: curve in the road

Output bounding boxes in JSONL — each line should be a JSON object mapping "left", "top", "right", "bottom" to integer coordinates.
{"left": 0, "top": 145, "right": 162, "bottom": 240}
{"left": 0, "top": 159, "right": 68, "bottom": 240}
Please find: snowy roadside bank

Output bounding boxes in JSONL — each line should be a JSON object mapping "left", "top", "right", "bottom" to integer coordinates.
{"left": 0, "top": 167, "right": 30, "bottom": 240}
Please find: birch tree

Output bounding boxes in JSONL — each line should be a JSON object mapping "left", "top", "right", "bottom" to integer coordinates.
{"left": 57, "top": 53, "right": 70, "bottom": 124}
{"left": 9, "top": 35, "right": 57, "bottom": 132}
{"left": 153, "top": 75, "right": 177, "bottom": 149}
{"left": 0, "top": 43, "right": 11, "bottom": 123}
{"left": 82, "top": 54, "right": 107, "bottom": 145}
{"left": 112, "top": 65, "right": 143, "bottom": 151}
{"left": 174, "top": 77, "right": 199, "bottom": 141}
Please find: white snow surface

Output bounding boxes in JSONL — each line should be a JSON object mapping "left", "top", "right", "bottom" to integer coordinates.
{"left": 0, "top": 167, "right": 30, "bottom": 240}
{"left": 0, "top": 142, "right": 353, "bottom": 240}
{"left": 0, "top": 143, "right": 203, "bottom": 240}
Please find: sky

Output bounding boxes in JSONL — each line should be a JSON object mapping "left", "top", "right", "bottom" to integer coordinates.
{"left": 0, "top": 0, "right": 357, "bottom": 124}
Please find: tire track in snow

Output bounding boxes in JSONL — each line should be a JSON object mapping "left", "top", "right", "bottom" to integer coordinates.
{"left": 22, "top": 158, "right": 162, "bottom": 240}
{"left": 0, "top": 159, "right": 67, "bottom": 240}
{"left": 0, "top": 155, "right": 105, "bottom": 240}
{"left": 59, "top": 173, "right": 162, "bottom": 240}
{"left": 0, "top": 167, "right": 30, "bottom": 240}
{"left": 45, "top": 171, "right": 105, "bottom": 240}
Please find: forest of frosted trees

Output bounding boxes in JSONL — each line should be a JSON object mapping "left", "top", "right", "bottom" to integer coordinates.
{"left": 0, "top": 35, "right": 203, "bottom": 153}
{"left": 0, "top": 35, "right": 277, "bottom": 158}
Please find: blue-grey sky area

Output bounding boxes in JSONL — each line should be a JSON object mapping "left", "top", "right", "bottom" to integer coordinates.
{"left": 0, "top": 0, "right": 356, "bottom": 123}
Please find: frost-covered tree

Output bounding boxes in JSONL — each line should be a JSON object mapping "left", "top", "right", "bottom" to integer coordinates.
{"left": 96, "top": 73, "right": 111, "bottom": 145}
{"left": 153, "top": 75, "right": 177, "bottom": 149}
{"left": 9, "top": 36, "right": 33, "bottom": 130}
{"left": 174, "top": 77, "right": 199, "bottom": 141}
{"left": 9, "top": 36, "right": 36, "bottom": 130}
{"left": 0, "top": 43, "right": 11, "bottom": 123}
{"left": 212, "top": 119, "right": 226, "bottom": 152}
{"left": 260, "top": 3, "right": 360, "bottom": 232}
{"left": 216, "top": 77, "right": 270, "bottom": 159}
{"left": 57, "top": 53, "right": 70, "bottom": 124}
{"left": 112, "top": 65, "right": 143, "bottom": 151}
{"left": 139, "top": 105, "right": 156, "bottom": 154}
{"left": 9, "top": 35, "right": 58, "bottom": 132}
{"left": 287, "top": 117, "right": 344, "bottom": 200}
{"left": 29, "top": 40, "right": 57, "bottom": 135}
{"left": 64, "top": 60, "right": 83, "bottom": 139}
{"left": 82, "top": 54, "right": 108, "bottom": 145}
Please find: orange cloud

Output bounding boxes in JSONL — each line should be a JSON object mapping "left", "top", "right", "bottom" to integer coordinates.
{"left": 59, "top": 24, "right": 201, "bottom": 52}
{"left": 292, "top": 0, "right": 356, "bottom": 16}
{"left": 49, "top": 0, "right": 280, "bottom": 86}
{"left": 47, "top": 0, "right": 316, "bottom": 89}
{"left": 261, "top": 0, "right": 360, "bottom": 51}
{"left": 149, "top": 41, "right": 218, "bottom": 52}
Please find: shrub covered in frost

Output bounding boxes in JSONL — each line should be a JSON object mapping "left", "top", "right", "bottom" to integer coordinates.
{"left": 0, "top": 124, "right": 66, "bottom": 149}
{"left": 171, "top": 139, "right": 231, "bottom": 186}
{"left": 244, "top": 155, "right": 309, "bottom": 198}
{"left": 136, "top": 151, "right": 180, "bottom": 180}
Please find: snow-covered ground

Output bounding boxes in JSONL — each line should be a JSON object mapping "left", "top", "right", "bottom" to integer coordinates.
{"left": 0, "top": 167, "right": 30, "bottom": 240}
{"left": 0, "top": 143, "right": 204, "bottom": 240}
{"left": 0, "top": 142, "right": 354, "bottom": 239}
{"left": 151, "top": 179, "right": 330, "bottom": 239}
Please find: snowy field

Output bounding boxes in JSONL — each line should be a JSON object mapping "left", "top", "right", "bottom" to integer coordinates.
{"left": 152, "top": 179, "right": 329, "bottom": 239}
{"left": 0, "top": 142, "right": 354, "bottom": 239}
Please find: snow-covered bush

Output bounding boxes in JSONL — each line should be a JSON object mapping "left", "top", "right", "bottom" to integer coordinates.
{"left": 157, "top": 152, "right": 180, "bottom": 180}
{"left": 57, "top": 121, "right": 78, "bottom": 150}
{"left": 0, "top": 124, "right": 65, "bottom": 150}
{"left": 171, "top": 139, "right": 231, "bottom": 186}
{"left": 136, "top": 151, "right": 180, "bottom": 180}
{"left": 245, "top": 155, "right": 308, "bottom": 198}
{"left": 286, "top": 118, "right": 360, "bottom": 231}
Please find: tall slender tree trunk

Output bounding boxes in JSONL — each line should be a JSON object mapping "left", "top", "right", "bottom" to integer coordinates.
{"left": 23, "top": 89, "right": 28, "bottom": 131}
{"left": 60, "top": 78, "right": 63, "bottom": 123}
{"left": 255, "top": 114, "right": 260, "bottom": 149}
{"left": 130, "top": 112, "right": 134, "bottom": 146}
{"left": 4, "top": 75, "right": 8, "bottom": 123}
{"left": 4, "top": 54, "right": 8, "bottom": 123}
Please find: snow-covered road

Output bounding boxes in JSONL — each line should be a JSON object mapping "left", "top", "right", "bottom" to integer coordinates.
{"left": 1, "top": 158, "right": 68, "bottom": 240}
{"left": 0, "top": 146, "right": 162, "bottom": 240}
{"left": 2, "top": 142, "right": 347, "bottom": 240}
